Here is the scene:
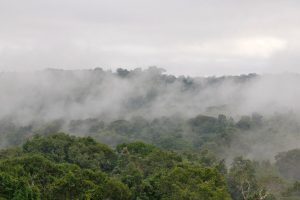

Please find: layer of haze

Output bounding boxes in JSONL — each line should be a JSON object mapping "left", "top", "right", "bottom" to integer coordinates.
{"left": 0, "top": 68, "right": 299, "bottom": 124}
{"left": 1, "top": 0, "right": 300, "bottom": 76}
{"left": 1, "top": 68, "right": 300, "bottom": 161}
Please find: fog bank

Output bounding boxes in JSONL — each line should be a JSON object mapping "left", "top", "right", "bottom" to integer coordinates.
{"left": 0, "top": 68, "right": 299, "bottom": 125}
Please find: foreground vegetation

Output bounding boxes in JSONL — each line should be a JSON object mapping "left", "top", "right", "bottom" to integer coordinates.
{"left": 0, "top": 132, "right": 299, "bottom": 199}
{"left": 0, "top": 133, "right": 231, "bottom": 199}
{"left": 1, "top": 112, "right": 300, "bottom": 199}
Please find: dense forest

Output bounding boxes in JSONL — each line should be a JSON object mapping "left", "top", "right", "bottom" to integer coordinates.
{"left": 1, "top": 68, "right": 300, "bottom": 199}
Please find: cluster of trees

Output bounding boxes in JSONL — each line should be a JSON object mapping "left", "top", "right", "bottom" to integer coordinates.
{"left": 0, "top": 133, "right": 232, "bottom": 199}
{"left": 2, "top": 111, "right": 300, "bottom": 199}
{"left": 2, "top": 132, "right": 300, "bottom": 199}
{"left": 0, "top": 113, "right": 261, "bottom": 152}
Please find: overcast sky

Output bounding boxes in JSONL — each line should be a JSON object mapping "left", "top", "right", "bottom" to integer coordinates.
{"left": 0, "top": 0, "right": 299, "bottom": 76}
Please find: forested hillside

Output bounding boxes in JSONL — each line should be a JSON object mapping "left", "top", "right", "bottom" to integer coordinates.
{"left": 1, "top": 68, "right": 300, "bottom": 199}
{"left": 0, "top": 67, "right": 259, "bottom": 123}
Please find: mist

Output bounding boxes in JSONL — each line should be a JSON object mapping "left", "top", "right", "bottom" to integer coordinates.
{"left": 0, "top": 68, "right": 300, "bottom": 123}
{"left": 0, "top": 67, "right": 299, "bottom": 160}
{"left": 0, "top": 68, "right": 299, "bottom": 123}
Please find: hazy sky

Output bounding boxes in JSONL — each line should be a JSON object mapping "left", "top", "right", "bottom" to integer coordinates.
{"left": 0, "top": 0, "right": 299, "bottom": 76}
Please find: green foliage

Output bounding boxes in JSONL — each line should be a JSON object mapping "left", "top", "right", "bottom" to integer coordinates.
{"left": 142, "top": 164, "right": 231, "bottom": 200}
{"left": 23, "top": 133, "right": 117, "bottom": 171}
{"left": 227, "top": 157, "right": 271, "bottom": 200}
{"left": 189, "top": 115, "right": 220, "bottom": 134}
{"left": 116, "top": 142, "right": 157, "bottom": 157}
{"left": 0, "top": 172, "right": 40, "bottom": 200}
{"left": 0, "top": 152, "right": 129, "bottom": 199}
{"left": 86, "top": 114, "right": 237, "bottom": 152}
{"left": 1, "top": 112, "right": 297, "bottom": 199}
{"left": 0, "top": 133, "right": 231, "bottom": 200}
